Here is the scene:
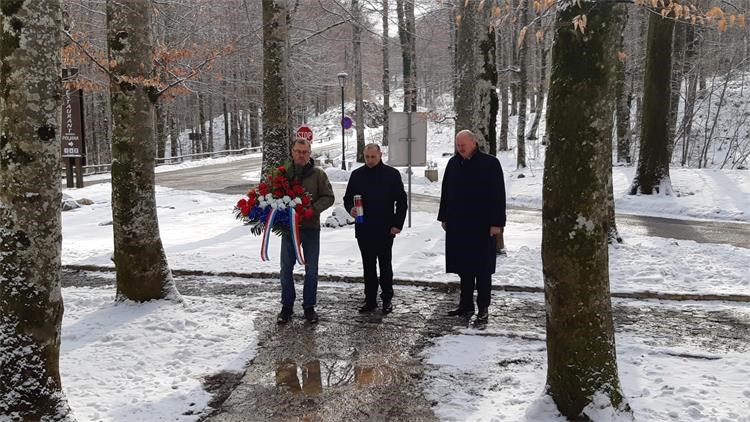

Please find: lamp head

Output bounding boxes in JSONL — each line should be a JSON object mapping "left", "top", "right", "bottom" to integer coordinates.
{"left": 337, "top": 72, "right": 348, "bottom": 87}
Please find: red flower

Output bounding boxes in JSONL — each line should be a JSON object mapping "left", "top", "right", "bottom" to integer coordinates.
{"left": 277, "top": 165, "right": 286, "bottom": 173}
{"left": 293, "top": 185, "right": 305, "bottom": 195}
{"left": 273, "top": 189, "right": 283, "bottom": 198}
{"left": 295, "top": 204, "right": 304, "bottom": 213}
{"left": 258, "top": 183, "right": 269, "bottom": 196}
{"left": 237, "top": 198, "right": 250, "bottom": 216}
{"left": 247, "top": 189, "right": 257, "bottom": 199}
{"left": 303, "top": 208, "right": 314, "bottom": 219}
{"left": 286, "top": 189, "right": 295, "bottom": 197}
{"left": 301, "top": 195, "right": 311, "bottom": 206}
{"left": 248, "top": 197, "right": 256, "bottom": 207}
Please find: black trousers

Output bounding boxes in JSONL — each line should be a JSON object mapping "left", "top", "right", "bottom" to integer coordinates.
{"left": 357, "top": 237, "right": 394, "bottom": 305}
{"left": 458, "top": 272, "right": 492, "bottom": 311}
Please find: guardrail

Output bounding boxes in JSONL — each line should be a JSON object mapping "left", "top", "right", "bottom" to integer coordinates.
{"left": 62, "top": 146, "right": 262, "bottom": 176}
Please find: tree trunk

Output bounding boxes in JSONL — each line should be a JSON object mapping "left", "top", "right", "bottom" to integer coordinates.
{"left": 208, "top": 95, "right": 214, "bottom": 152}
{"left": 0, "top": 2, "right": 73, "bottom": 418}
{"left": 352, "top": 0, "right": 365, "bottom": 162}
{"left": 396, "top": 0, "right": 417, "bottom": 112}
{"left": 668, "top": 23, "right": 686, "bottom": 160}
{"left": 231, "top": 98, "right": 240, "bottom": 150}
{"left": 382, "top": 0, "right": 390, "bottom": 146}
{"left": 250, "top": 106, "right": 261, "bottom": 148}
{"left": 454, "top": 0, "right": 478, "bottom": 136}
{"left": 223, "top": 92, "right": 230, "bottom": 150}
{"left": 543, "top": 2, "right": 629, "bottom": 418}
{"left": 155, "top": 98, "right": 167, "bottom": 159}
{"left": 515, "top": 0, "right": 528, "bottom": 169}
{"left": 169, "top": 111, "right": 179, "bottom": 160}
{"left": 107, "top": 0, "right": 181, "bottom": 302}
{"left": 629, "top": 12, "right": 675, "bottom": 195}
{"left": 680, "top": 25, "right": 700, "bottom": 166}
{"left": 262, "top": 0, "right": 290, "bottom": 175}
{"left": 527, "top": 16, "right": 547, "bottom": 141}
{"left": 199, "top": 93, "right": 207, "bottom": 153}
{"left": 497, "top": 25, "right": 509, "bottom": 151}
{"left": 614, "top": 9, "right": 632, "bottom": 164}
{"left": 477, "top": 4, "right": 498, "bottom": 155}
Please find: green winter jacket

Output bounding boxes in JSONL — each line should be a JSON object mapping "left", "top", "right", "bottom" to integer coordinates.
{"left": 288, "top": 159, "right": 335, "bottom": 229}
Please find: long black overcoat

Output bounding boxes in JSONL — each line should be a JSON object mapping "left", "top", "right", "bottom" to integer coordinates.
{"left": 437, "top": 150, "right": 506, "bottom": 275}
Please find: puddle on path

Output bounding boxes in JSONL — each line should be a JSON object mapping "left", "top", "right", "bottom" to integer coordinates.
{"left": 272, "top": 357, "right": 405, "bottom": 396}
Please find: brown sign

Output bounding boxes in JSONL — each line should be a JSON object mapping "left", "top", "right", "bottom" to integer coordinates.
{"left": 61, "top": 89, "right": 84, "bottom": 157}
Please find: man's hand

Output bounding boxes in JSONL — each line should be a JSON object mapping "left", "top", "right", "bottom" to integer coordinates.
{"left": 390, "top": 227, "right": 401, "bottom": 235}
{"left": 441, "top": 222, "right": 447, "bottom": 231}
{"left": 350, "top": 207, "right": 358, "bottom": 217}
{"left": 490, "top": 226, "right": 503, "bottom": 236}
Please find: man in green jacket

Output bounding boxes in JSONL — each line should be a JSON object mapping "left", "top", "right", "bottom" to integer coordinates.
{"left": 277, "top": 138, "right": 335, "bottom": 324}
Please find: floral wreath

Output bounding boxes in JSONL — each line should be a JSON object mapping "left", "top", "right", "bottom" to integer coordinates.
{"left": 235, "top": 164, "right": 314, "bottom": 263}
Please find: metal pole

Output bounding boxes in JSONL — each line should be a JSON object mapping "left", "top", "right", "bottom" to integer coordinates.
{"left": 341, "top": 86, "right": 346, "bottom": 170}
{"left": 407, "top": 111, "right": 412, "bottom": 228}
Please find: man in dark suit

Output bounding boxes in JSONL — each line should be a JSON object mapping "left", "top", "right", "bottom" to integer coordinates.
{"left": 438, "top": 130, "right": 506, "bottom": 323}
{"left": 344, "top": 143, "right": 407, "bottom": 314}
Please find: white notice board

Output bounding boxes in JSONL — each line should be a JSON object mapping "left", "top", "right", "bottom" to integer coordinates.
{"left": 387, "top": 111, "right": 427, "bottom": 167}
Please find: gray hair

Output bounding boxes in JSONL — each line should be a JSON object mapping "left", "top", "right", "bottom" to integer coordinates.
{"left": 455, "top": 129, "right": 478, "bottom": 143}
{"left": 364, "top": 143, "right": 381, "bottom": 151}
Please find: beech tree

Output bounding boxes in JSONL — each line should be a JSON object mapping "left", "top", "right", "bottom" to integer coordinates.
{"left": 543, "top": 0, "right": 630, "bottom": 418}
{"left": 107, "top": 0, "right": 181, "bottom": 302}
{"left": 352, "top": 0, "right": 365, "bottom": 162}
{"left": 629, "top": 9, "right": 675, "bottom": 195}
{"left": 396, "top": 0, "right": 417, "bottom": 111}
{"left": 0, "top": 0, "right": 74, "bottom": 419}
{"left": 262, "top": 0, "right": 290, "bottom": 175}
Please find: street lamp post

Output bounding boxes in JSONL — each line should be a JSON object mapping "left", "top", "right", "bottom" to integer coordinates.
{"left": 337, "top": 72, "right": 348, "bottom": 170}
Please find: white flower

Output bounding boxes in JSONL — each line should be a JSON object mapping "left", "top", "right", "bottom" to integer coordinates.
{"left": 265, "top": 193, "right": 273, "bottom": 201}
{"left": 282, "top": 195, "right": 291, "bottom": 204}
{"left": 278, "top": 202, "right": 287, "bottom": 210}
{"left": 294, "top": 197, "right": 302, "bottom": 205}
{"left": 258, "top": 199, "right": 267, "bottom": 208}
{"left": 270, "top": 202, "right": 278, "bottom": 209}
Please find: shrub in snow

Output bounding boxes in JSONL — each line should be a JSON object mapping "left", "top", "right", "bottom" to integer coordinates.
{"left": 324, "top": 206, "right": 354, "bottom": 228}
{"left": 61, "top": 199, "right": 80, "bottom": 211}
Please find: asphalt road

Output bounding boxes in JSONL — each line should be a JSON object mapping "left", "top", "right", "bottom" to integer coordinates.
{"left": 84, "top": 152, "right": 750, "bottom": 249}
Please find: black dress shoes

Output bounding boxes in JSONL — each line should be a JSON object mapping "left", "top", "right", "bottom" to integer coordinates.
{"left": 447, "top": 307, "right": 474, "bottom": 317}
{"left": 476, "top": 308, "right": 489, "bottom": 323}
{"left": 277, "top": 306, "right": 293, "bottom": 324}
{"left": 359, "top": 303, "right": 377, "bottom": 313}
{"left": 382, "top": 300, "right": 393, "bottom": 314}
{"left": 304, "top": 307, "right": 319, "bottom": 323}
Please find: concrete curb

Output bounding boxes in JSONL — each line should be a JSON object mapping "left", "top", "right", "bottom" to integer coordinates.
{"left": 62, "top": 264, "right": 750, "bottom": 303}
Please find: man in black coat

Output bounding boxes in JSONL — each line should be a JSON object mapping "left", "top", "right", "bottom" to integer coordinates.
{"left": 344, "top": 143, "right": 408, "bottom": 314}
{"left": 438, "top": 130, "right": 506, "bottom": 323}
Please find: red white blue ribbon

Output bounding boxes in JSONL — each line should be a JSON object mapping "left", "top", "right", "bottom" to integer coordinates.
{"left": 260, "top": 207, "right": 278, "bottom": 261}
{"left": 289, "top": 208, "right": 306, "bottom": 265}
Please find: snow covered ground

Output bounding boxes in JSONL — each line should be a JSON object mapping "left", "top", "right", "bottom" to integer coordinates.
{"left": 57, "top": 100, "right": 750, "bottom": 420}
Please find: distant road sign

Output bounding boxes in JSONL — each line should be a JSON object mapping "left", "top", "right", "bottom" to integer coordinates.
{"left": 296, "top": 126, "right": 313, "bottom": 141}
{"left": 342, "top": 116, "right": 353, "bottom": 130}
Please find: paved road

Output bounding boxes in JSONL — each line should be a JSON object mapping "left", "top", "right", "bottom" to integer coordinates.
{"left": 83, "top": 152, "right": 750, "bottom": 249}
{"left": 60, "top": 270, "right": 750, "bottom": 421}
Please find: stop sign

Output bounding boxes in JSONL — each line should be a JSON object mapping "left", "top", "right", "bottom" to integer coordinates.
{"left": 296, "top": 126, "right": 313, "bottom": 142}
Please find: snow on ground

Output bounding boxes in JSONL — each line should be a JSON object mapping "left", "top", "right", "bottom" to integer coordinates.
{"left": 62, "top": 183, "right": 750, "bottom": 296}
{"left": 59, "top": 176, "right": 750, "bottom": 419}
{"left": 422, "top": 299, "right": 750, "bottom": 422}
{"left": 59, "top": 286, "right": 258, "bottom": 421}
